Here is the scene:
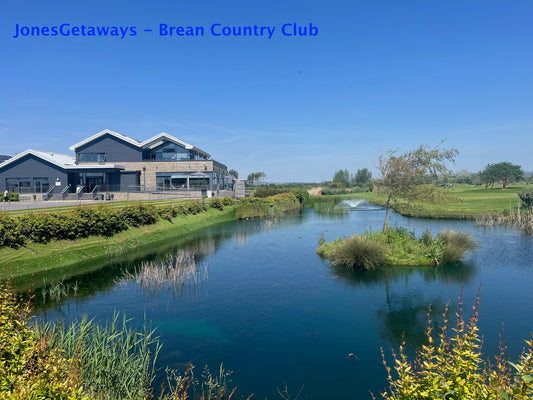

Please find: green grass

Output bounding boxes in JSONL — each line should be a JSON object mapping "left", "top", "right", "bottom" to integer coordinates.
{"left": 377, "top": 183, "right": 528, "bottom": 219}
{"left": 1, "top": 206, "right": 237, "bottom": 289}
{"left": 317, "top": 228, "right": 477, "bottom": 268}
{"left": 310, "top": 183, "right": 530, "bottom": 219}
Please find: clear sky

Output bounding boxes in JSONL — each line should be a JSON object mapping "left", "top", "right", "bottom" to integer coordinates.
{"left": 1, "top": 0, "right": 532, "bottom": 182}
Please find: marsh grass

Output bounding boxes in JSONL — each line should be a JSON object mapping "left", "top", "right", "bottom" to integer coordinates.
{"left": 317, "top": 228, "right": 477, "bottom": 269}
{"left": 477, "top": 208, "right": 533, "bottom": 235}
{"left": 328, "top": 235, "right": 386, "bottom": 269}
{"left": 116, "top": 250, "right": 208, "bottom": 299}
{"left": 305, "top": 196, "right": 349, "bottom": 215}
{"left": 39, "top": 279, "right": 79, "bottom": 303}
{"left": 437, "top": 229, "right": 479, "bottom": 265}
{"left": 37, "top": 313, "right": 162, "bottom": 400}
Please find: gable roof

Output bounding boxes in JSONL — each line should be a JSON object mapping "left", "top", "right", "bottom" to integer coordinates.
{"left": 69, "top": 129, "right": 211, "bottom": 159}
{"left": 0, "top": 149, "right": 123, "bottom": 171}
{"left": 69, "top": 129, "right": 141, "bottom": 151}
{"left": 140, "top": 132, "right": 210, "bottom": 158}
{"left": 0, "top": 149, "right": 76, "bottom": 170}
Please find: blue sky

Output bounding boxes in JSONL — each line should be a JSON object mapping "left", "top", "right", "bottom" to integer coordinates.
{"left": 1, "top": 0, "right": 532, "bottom": 182}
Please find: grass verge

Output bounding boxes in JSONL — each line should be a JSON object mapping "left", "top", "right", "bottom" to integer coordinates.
{"left": 1, "top": 206, "right": 237, "bottom": 288}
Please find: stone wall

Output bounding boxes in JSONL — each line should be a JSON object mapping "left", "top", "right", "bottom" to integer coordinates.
{"left": 120, "top": 161, "right": 216, "bottom": 190}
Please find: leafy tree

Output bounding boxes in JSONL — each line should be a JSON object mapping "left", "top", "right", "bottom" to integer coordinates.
{"left": 352, "top": 168, "right": 372, "bottom": 186}
{"left": 479, "top": 161, "right": 524, "bottom": 189}
{"left": 332, "top": 169, "right": 350, "bottom": 187}
{"left": 228, "top": 169, "right": 239, "bottom": 179}
{"left": 452, "top": 169, "right": 476, "bottom": 185}
{"left": 246, "top": 171, "right": 266, "bottom": 185}
{"left": 376, "top": 142, "right": 457, "bottom": 231}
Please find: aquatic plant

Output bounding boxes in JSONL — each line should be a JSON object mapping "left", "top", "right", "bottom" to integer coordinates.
{"left": 317, "top": 228, "right": 477, "bottom": 268}
{"left": 117, "top": 250, "right": 208, "bottom": 299}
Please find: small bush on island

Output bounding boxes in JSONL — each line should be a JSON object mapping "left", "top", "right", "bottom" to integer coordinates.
{"left": 375, "top": 290, "right": 533, "bottom": 400}
{"left": 317, "top": 228, "right": 477, "bottom": 269}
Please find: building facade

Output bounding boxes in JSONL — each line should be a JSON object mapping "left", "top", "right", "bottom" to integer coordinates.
{"left": 0, "top": 129, "right": 230, "bottom": 199}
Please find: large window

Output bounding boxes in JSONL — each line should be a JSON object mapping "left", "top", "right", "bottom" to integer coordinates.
{"left": 146, "top": 143, "right": 190, "bottom": 161}
{"left": 78, "top": 153, "right": 106, "bottom": 162}
{"left": 5, "top": 178, "right": 33, "bottom": 193}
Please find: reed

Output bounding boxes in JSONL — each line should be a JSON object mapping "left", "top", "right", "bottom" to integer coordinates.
{"left": 39, "top": 313, "right": 162, "bottom": 400}
{"left": 116, "top": 250, "right": 208, "bottom": 299}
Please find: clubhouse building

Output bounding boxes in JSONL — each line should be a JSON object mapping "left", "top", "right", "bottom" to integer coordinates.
{"left": 0, "top": 129, "right": 234, "bottom": 200}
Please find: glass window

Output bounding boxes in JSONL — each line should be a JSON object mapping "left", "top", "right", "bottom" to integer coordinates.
{"left": 34, "top": 178, "right": 49, "bottom": 193}
{"left": 79, "top": 153, "right": 106, "bottom": 162}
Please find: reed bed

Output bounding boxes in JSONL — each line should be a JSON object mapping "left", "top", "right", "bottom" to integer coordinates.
{"left": 116, "top": 250, "right": 208, "bottom": 299}
{"left": 476, "top": 209, "right": 533, "bottom": 235}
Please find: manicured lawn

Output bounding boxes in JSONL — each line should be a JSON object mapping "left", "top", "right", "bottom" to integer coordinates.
{"left": 371, "top": 183, "right": 527, "bottom": 219}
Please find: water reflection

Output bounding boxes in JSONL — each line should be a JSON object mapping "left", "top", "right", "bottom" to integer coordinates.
{"left": 115, "top": 250, "right": 208, "bottom": 300}
{"left": 328, "top": 263, "right": 475, "bottom": 349}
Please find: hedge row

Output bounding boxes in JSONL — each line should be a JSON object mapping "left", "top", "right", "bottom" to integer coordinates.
{"left": 0, "top": 198, "right": 234, "bottom": 249}
{"left": 235, "top": 192, "right": 301, "bottom": 219}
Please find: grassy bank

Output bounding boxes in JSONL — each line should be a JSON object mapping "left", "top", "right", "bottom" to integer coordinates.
{"left": 373, "top": 183, "right": 528, "bottom": 219}
{"left": 1, "top": 205, "right": 237, "bottom": 288}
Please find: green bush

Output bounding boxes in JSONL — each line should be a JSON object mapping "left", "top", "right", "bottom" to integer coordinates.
{"left": 209, "top": 197, "right": 225, "bottom": 211}
{"left": 0, "top": 282, "right": 88, "bottom": 399}
{"left": 519, "top": 189, "right": 533, "bottom": 210}
{"left": 0, "top": 215, "right": 26, "bottom": 248}
{"left": 8, "top": 192, "right": 19, "bottom": 202}
{"left": 222, "top": 197, "right": 234, "bottom": 206}
{"left": 377, "top": 292, "right": 533, "bottom": 399}
{"left": 119, "top": 204, "right": 158, "bottom": 227}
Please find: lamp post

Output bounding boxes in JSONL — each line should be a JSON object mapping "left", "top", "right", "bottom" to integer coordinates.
{"left": 142, "top": 166, "right": 146, "bottom": 192}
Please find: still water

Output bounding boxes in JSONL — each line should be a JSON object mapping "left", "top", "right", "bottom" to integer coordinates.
{"left": 39, "top": 206, "right": 533, "bottom": 399}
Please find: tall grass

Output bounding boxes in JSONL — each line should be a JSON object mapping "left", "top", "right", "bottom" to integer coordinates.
{"left": 477, "top": 208, "right": 533, "bottom": 235}
{"left": 328, "top": 235, "right": 387, "bottom": 269}
{"left": 437, "top": 229, "right": 479, "bottom": 265}
{"left": 38, "top": 313, "right": 161, "bottom": 400}
{"left": 116, "top": 250, "right": 208, "bottom": 299}
{"left": 317, "top": 228, "right": 477, "bottom": 269}
{"left": 38, "top": 279, "right": 80, "bottom": 303}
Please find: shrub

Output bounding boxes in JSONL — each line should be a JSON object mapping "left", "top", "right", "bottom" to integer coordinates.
{"left": 329, "top": 234, "right": 387, "bottom": 270}
{"left": 221, "top": 197, "right": 234, "bottom": 206}
{"left": 209, "top": 198, "right": 225, "bottom": 211}
{"left": 119, "top": 204, "right": 158, "bottom": 227}
{"left": 0, "top": 282, "right": 88, "bottom": 399}
{"left": 437, "top": 229, "right": 478, "bottom": 264}
{"left": 253, "top": 187, "right": 288, "bottom": 198}
{"left": 8, "top": 192, "right": 19, "bottom": 202}
{"left": 377, "top": 291, "right": 533, "bottom": 400}
{"left": 290, "top": 188, "right": 309, "bottom": 207}
{"left": 0, "top": 215, "right": 26, "bottom": 248}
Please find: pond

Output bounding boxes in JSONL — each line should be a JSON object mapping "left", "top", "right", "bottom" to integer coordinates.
{"left": 38, "top": 205, "right": 533, "bottom": 399}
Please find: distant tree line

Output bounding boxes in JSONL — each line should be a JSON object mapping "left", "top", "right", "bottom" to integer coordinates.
{"left": 327, "top": 168, "right": 373, "bottom": 191}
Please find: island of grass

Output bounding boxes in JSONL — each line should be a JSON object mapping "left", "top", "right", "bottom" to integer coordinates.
{"left": 317, "top": 227, "right": 477, "bottom": 269}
